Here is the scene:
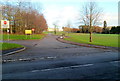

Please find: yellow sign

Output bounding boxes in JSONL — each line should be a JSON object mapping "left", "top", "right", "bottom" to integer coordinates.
{"left": 25, "top": 30, "right": 32, "bottom": 34}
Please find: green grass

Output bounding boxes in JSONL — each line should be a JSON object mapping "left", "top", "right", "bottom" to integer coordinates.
{"left": 0, "top": 42, "right": 24, "bottom": 50}
{"left": 64, "top": 33, "right": 119, "bottom": 47}
{"left": 0, "top": 34, "right": 45, "bottom": 40}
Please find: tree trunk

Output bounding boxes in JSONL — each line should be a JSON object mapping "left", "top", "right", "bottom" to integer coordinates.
{"left": 54, "top": 25, "right": 56, "bottom": 34}
{"left": 54, "top": 30, "right": 56, "bottom": 34}
{"left": 90, "top": 31, "right": 92, "bottom": 42}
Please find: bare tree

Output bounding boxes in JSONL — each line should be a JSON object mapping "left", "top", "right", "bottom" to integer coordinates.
{"left": 53, "top": 23, "right": 57, "bottom": 34}
{"left": 81, "top": 2, "right": 102, "bottom": 42}
{"left": 53, "top": 19, "right": 59, "bottom": 34}
{"left": 67, "top": 21, "right": 71, "bottom": 33}
{"left": 1, "top": 1, "right": 48, "bottom": 34}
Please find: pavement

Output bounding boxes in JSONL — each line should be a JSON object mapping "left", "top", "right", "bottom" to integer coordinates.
{"left": 2, "top": 34, "right": 120, "bottom": 80}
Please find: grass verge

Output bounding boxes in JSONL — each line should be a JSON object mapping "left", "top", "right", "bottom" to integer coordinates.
{"left": 64, "top": 33, "right": 119, "bottom": 47}
{"left": 0, "top": 34, "right": 45, "bottom": 40}
{"left": 0, "top": 42, "right": 24, "bottom": 50}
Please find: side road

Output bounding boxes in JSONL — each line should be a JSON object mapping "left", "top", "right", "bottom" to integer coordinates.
{"left": 2, "top": 34, "right": 118, "bottom": 63}
{"left": 2, "top": 34, "right": 118, "bottom": 56}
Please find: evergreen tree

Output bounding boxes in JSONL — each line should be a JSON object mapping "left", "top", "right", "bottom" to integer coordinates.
{"left": 102, "top": 21, "right": 108, "bottom": 34}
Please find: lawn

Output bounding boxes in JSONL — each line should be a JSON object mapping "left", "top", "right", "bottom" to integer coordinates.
{"left": 64, "top": 33, "right": 119, "bottom": 47}
{"left": 0, "top": 42, "right": 24, "bottom": 50}
{"left": 0, "top": 34, "right": 45, "bottom": 40}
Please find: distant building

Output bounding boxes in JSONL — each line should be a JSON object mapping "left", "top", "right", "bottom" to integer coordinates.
{"left": 58, "top": 28, "right": 63, "bottom": 31}
{"left": 47, "top": 27, "right": 63, "bottom": 31}
{"left": 47, "top": 28, "right": 54, "bottom": 31}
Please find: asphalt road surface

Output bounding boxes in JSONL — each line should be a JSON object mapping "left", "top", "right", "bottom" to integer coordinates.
{"left": 2, "top": 34, "right": 119, "bottom": 80}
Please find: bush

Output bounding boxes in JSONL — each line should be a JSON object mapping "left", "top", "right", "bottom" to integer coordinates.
{"left": 110, "top": 26, "right": 120, "bottom": 34}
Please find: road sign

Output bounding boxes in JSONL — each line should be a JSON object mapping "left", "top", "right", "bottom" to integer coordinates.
{"left": 1, "top": 20, "right": 10, "bottom": 28}
{"left": 32, "top": 28, "right": 35, "bottom": 31}
{"left": 4, "top": 21, "right": 7, "bottom": 24}
{"left": 25, "top": 30, "right": 32, "bottom": 35}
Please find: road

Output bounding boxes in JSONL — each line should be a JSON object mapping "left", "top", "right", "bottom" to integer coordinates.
{"left": 2, "top": 34, "right": 119, "bottom": 79}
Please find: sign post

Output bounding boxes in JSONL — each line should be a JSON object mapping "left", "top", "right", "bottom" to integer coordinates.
{"left": 32, "top": 28, "right": 35, "bottom": 33}
{"left": 25, "top": 30, "right": 32, "bottom": 39}
{"left": 32, "top": 28, "right": 35, "bottom": 38}
{"left": 1, "top": 20, "right": 10, "bottom": 41}
{"left": 7, "top": 29, "right": 9, "bottom": 41}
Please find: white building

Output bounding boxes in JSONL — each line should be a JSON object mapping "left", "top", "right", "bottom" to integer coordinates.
{"left": 47, "top": 28, "right": 63, "bottom": 31}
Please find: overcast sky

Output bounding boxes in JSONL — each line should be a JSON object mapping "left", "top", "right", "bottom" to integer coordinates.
{"left": 27, "top": 0, "right": 119, "bottom": 28}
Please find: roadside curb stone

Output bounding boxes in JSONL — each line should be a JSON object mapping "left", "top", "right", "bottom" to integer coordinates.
{"left": 2, "top": 47, "right": 26, "bottom": 56}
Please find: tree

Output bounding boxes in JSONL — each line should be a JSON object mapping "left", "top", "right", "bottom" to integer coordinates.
{"left": 2, "top": 4, "right": 15, "bottom": 34}
{"left": 71, "top": 28, "right": 80, "bottom": 33}
{"left": 53, "top": 19, "right": 59, "bottom": 34}
{"left": 80, "top": 25, "right": 89, "bottom": 33}
{"left": 1, "top": 1, "right": 48, "bottom": 34}
{"left": 93, "top": 26, "right": 102, "bottom": 33}
{"left": 102, "top": 21, "right": 108, "bottom": 33}
{"left": 62, "top": 27, "right": 72, "bottom": 32}
{"left": 103, "top": 21, "right": 107, "bottom": 28}
{"left": 81, "top": 2, "right": 102, "bottom": 42}
{"left": 110, "top": 26, "right": 120, "bottom": 34}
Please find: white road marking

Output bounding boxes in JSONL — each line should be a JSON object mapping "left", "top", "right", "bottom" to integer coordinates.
{"left": 41, "top": 69, "right": 52, "bottom": 71}
{"left": 30, "top": 60, "right": 118, "bottom": 73}
{"left": 82, "top": 64, "right": 94, "bottom": 67}
{"left": 30, "top": 63, "right": 94, "bottom": 72}
{"left": 109, "top": 60, "right": 120, "bottom": 67}
{"left": 47, "top": 56, "right": 57, "bottom": 59}
{"left": 109, "top": 60, "right": 120, "bottom": 63}
{"left": 31, "top": 70, "right": 39, "bottom": 72}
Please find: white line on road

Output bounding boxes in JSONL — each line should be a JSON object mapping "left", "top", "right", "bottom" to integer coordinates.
{"left": 30, "top": 60, "right": 119, "bottom": 73}
{"left": 30, "top": 63, "right": 94, "bottom": 73}
{"left": 109, "top": 60, "right": 120, "bottom": 63}
{"left": 31, "top": 70, "right": 39, "bottom": 72}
